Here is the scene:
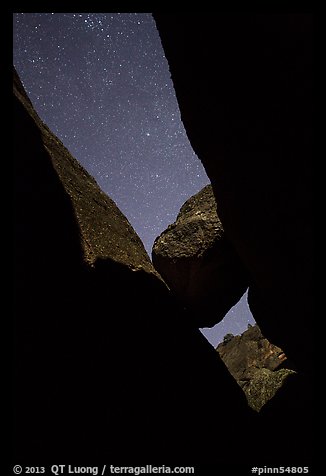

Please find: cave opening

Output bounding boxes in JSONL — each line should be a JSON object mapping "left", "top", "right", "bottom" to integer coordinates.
{"left": 200, "top": 289, "right": 256, "bottom": 347}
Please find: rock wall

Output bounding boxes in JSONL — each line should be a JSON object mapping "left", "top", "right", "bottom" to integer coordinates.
{"left": 13, "top": 66, "right": 169, "bottom": 459}
{"left": 153, "top": 13, "right": 314, "bottom": 464}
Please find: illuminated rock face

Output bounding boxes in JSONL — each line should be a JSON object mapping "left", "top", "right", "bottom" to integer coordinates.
{"left": 152, "top": 184, "right": 248, "bottom": 326}
{"left": 217, "top": 325, "right": 294, "bottom": 412}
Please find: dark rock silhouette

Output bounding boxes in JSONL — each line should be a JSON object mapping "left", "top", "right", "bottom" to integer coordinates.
{"left": 217, "top": 325, "right": 294, "bottom": 412}
{"left": 152, "top": 185, "right": 248, "bottom": 326}
{"left": 153, "top": 13, "right": 313, "bottom": 464}
{"left": 13, "top": 68, "right": 256, "bottom": 466}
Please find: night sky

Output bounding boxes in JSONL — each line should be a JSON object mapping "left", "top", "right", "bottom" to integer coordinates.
{"left": 13, "top": 12, "right": 255, "bottom": 344}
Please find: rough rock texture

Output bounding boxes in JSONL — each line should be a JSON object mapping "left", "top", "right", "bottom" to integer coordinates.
{"left": 217, "top": 325, "right": 295, "bottom": 411}
{"left": 245, "top": 368, "right": 296, "bottom": 413}
{"left": 14, "top": 69, "right": 159, "bottom": 275}
{"left": 153, "top": 13, "right": 313, "bottom": 464}
{"left": 152, "top": 185, "right": 248, "bottom": 326}
{"left": 13, "top": 68, "right": 259, "bottom": 465}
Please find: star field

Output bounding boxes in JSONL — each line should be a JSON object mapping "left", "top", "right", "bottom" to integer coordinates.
{"left": 13, "top": 12, "right": 255, "bottom": 344}
{"left": 13, "top": 12, "right": 208, "bottom": 255}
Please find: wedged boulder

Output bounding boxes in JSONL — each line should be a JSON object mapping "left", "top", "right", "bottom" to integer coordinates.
{"left": 217, "top": 325, "right": 294, "bottom": 412}
{"left": 152, "top": 184, "right": 249, "bottom": 326}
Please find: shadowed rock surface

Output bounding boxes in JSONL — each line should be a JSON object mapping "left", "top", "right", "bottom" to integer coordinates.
{"left": 13, "top": 68, "right": 258, "bottom": 466}
{"left": 154, "top": 13, "right": 313, "bottom": 464}
{"left": 152, "top": 184, "right": 249, "bottom": 326}
{"left": 217, "top": 325, "right": 295, "bottom": 412}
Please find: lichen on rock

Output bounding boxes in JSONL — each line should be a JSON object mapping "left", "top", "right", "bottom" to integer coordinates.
{"left": 245, "top": 367, "right": 296, "bottom": 412}
{"left": 217, "top": 324, "right": 295, "bottom": 412}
